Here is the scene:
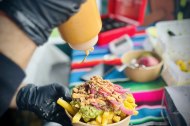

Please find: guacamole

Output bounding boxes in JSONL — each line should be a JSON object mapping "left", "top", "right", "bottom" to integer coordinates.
{"left": 79, "top": 105, "right": 102, "bottom": 122}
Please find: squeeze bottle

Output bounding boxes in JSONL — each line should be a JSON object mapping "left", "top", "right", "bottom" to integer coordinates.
{"left": 58, "top": 0, "right": 102, "bottom": 51}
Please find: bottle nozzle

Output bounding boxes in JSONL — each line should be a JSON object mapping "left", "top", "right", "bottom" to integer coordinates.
{"left": 68, "top": 35, "right": 98, "bottom": 51}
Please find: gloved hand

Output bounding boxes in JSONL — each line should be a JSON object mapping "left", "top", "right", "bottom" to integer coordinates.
{"left": 16, "top": 83, "right": 72, "bottom": 126}
{"left": 0, "top": 0, "right": 85, "bottom": 45}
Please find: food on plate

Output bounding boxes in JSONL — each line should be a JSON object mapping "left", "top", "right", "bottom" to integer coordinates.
{"left": 57, "top": 76, "right": 138, "bottom": 125}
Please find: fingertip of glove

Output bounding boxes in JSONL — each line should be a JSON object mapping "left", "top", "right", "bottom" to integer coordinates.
{"left": 53, "top": 83, "right": 71, "bottom": 101}
{"left": 65, "top": 95, "right": 72, "bottom": 102}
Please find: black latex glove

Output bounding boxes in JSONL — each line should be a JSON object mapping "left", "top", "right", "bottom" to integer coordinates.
{"left": 0, "top": 0, "right": 85, "bottom": 45}
{"left": 16, "top": 83, "right": 72, "bottom": 126}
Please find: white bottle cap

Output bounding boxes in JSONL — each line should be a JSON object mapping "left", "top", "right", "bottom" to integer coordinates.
{"left": 68, "top": 35, "right": 98, "bottom": 51}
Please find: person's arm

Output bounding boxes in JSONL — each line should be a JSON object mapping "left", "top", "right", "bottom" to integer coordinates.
{"left": 0, "top": 12, "right": 36, "bottom": 115}
{"left": 0, "top": 13, "right": 72, "bottom": 125}
{"left": 0, "top": 12, "right": 36, "bottom": 69}
{"left": 142, "top": 0, "right": 174, "bottom": 26}
{"left": 142, "top": 9, "right": 166, "bottom": 26}
{"left": 0, "top": 0, "right": 85, "bottom": 124}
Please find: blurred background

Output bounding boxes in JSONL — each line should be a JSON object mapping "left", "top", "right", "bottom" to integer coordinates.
{"left": 0, "top": 0, "right": 190, "bottom": 126}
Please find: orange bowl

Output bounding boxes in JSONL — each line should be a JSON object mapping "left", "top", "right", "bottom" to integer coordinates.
{"left": 65, "top": 110, "right": 131, "bottom": 126}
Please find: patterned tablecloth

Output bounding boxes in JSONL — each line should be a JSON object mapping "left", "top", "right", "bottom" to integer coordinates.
{"left": 68, "top": 28, "right": 169, "bottom": 126}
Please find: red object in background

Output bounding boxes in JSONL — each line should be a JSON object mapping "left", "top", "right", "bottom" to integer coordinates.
{"left": 71, "top": 58, "right": 122, "bottom": 69}
{"left": 138, "top": 56, "right": 160, "bottom": 67}
{"left": 98, "top": 0, "right": 147, "bottom": 46}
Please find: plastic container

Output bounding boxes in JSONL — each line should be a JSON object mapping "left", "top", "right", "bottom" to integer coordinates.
{"left": 65, "top": 110, "right": 131, "bottom": 126}
{"left": 98, "top": 0, "right": 147, "bottom": 46}
{"left": 162, "top": 56, "right": 190, "bottom": 86}
{"left": 156, "top": 19, "right": 190, "bottom": 56}
{"left": 144, "top": 27, "right": 164, "bottom": 56}
{"left": 156, "top": 19, "right": 190, "bottom": 85}
{"left": 156, "top": 19, "right": 190, "bottom": 44}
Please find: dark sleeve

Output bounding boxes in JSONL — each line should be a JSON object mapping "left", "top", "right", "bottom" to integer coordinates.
{"left": 0, "top": 54, "right": 25, "bottom": 116}
{"left": 0, "top": 0, "right": 85, "bottom": 46}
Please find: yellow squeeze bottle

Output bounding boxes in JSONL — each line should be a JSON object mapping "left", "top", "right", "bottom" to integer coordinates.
{"left": 58, "top": 0, "right": 102, "bottom": 51}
